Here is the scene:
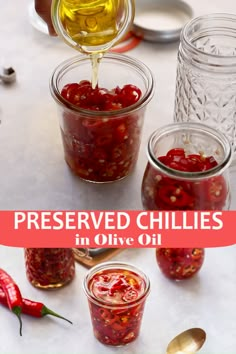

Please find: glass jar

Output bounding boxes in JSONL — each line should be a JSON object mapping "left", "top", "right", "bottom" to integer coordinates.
{"left": 83, "top": 261, "right": 150, "bottom": 346}
{"left": 156, "top": 248, "right": 205, "bottom": 280}
{"left": 50, "top": 53, "right": 154, "bottom": 183}
{"left": 141, "top": 122, "right": 232, "bottom": 211}
{"left": 174, "top": 13, "right": 236, "bottom": 154}
{"left": 24, "top": 248, "right": 75, "bottom": 289}
{"left": 51, "top": 0, "right": 135, "bottom": 54}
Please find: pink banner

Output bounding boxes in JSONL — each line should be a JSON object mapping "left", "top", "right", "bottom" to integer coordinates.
{"left": 0, "top": 210, "right": 235, "bottom": 248}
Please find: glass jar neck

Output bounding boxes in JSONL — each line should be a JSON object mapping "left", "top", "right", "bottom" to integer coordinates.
{"left": 147, "top": 123, "right": 232, "bottom": 181}
{"left": 83, "top": 261, "right": 150, "bottom": 308}
{"left": 179, "top": 13, "right": 236, "bottom": 72}
{"left": 50, "top": 53, "right": 154, "bottom": 116}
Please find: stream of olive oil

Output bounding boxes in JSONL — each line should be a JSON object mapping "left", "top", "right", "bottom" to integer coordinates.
{"left": 90, "top": 52, "right": 102, "bottom": 88}
{"left": 59, "top": 0, "right": 123, "bottom": 88}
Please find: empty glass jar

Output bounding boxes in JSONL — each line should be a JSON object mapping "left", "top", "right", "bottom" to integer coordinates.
{"left": 174, "top": 13, "right": 236, "bottom": 155}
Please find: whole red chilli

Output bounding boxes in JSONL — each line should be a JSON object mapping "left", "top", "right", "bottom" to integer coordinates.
{"left": 0, "top": 287, "right": 72, "bottom": 324}
{"left": 0, "top": 268, "right": 23, "bottom": 335}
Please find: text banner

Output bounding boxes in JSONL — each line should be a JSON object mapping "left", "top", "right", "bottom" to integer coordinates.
{"left": 0, "top": 210, "right": 235, "bottom": 248}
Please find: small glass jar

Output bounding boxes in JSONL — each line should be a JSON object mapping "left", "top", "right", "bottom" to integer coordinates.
{"left": 141, "top": 122, "right": 232, "bottom": 211}
{"left": 24, "top": 248, "right": 75, "bottom": 289}
{"left": 83, "top": 261, "right": 150, "bottom": 346}
{"left": 50, "top": 53, "right": 154, "bottom": 183}
{"left": 156, "top": 248, "right": 205, "bottom": 280}
{"left": 174, "top": 13, "right": 236, "bottom": 154}
{"left": 51, "top": 0, "right": 135, "bottom": 54}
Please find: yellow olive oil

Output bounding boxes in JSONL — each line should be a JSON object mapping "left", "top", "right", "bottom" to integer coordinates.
{"left": 90, "top": 52, "right": 102, "bottom": 88}
{"left": 59, "top": 0, "right": 124, "bottom": 49}
{"left": 53, "top": 0, "right": 134, "bottom": 88}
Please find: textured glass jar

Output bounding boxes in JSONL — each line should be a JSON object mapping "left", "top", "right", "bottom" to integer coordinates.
{"left": 174, "top": 14, "right": 236, "bottom": 154}
{"left": 141, "top": 123, "right": 232, "bottom": 211}
{"left": 24, "top": 248, "right": 75, "bottom": 289}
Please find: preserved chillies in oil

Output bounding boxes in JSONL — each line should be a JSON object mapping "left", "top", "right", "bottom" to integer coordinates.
{"left": 24, "top": 248, "right": 75, "bottom": 289}
{"left": 61, "top": 80, "right": 143, "bottom": 182}
{"left": 156, "top": 248, "right": 205, "bottom": 280}
{"left": 86, "top": 268, "right": 149, "bottom": 346}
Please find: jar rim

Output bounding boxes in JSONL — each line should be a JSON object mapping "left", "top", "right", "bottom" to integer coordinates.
{"left": 147, "top": 122, "right": 232, "bottom": 180}
{"left": 50, "top": 52, "right": 155, "bottom": 117}
{"left": 83, "top": 261, "right": 150, "bottom": 309}
{"left": 181, "top": 13, "right": 236, "bottom": 67}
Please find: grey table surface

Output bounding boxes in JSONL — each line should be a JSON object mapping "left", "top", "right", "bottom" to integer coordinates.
{"left": 0, "top": 1, "right": 235, "bottom": 353}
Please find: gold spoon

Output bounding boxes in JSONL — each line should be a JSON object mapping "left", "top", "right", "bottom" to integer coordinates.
{"left": 166, "top": 328, "right": 206, "bottom": 354}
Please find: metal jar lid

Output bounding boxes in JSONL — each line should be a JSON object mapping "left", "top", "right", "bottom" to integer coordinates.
{"left": 132, "top": 0, "right": 193, "bottom": 43}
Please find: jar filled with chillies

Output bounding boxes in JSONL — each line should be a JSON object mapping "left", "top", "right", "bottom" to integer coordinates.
{"left": 142, "top": 123, "right": 232, "bottom": 211}
{"left": 141, "top": 123, "right": 232, "bottom": 280}
{"left": 24, "top": 248, "right": 75, "bottom": 289}
{"left": 156, "top": 248, "right": 205, "bottom": 280}
{"left": 83, "top": 261, "right": 150, "bottom": 346}
{"left": 50, "top": 53, "right": 154, "bottom": 183}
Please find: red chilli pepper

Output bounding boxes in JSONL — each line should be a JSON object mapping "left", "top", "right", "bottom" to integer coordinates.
{"left": 0, "top": 287, "right": 72, "bottom": 324}
{"left": 0, "top": 269, "right": 23, "bottom": 335}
